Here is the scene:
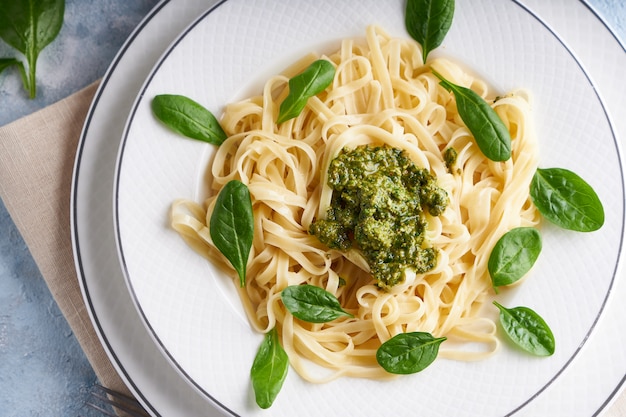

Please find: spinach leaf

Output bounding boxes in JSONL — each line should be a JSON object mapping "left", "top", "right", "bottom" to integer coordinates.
{"left": 281, "top": 285, "right": 353, "bottom": 323}
{"left": 493, "top": 301, "right": 555, "bottom": 357}
{"left": 209, "top": 180, "right": 254, "bottom": 287}
{"left": 250, "top": 327, "right": 289, "bottom": 409}
{"left": 432, "top": 69, "right": 511, "bottom": 161}
{"left": 530, "top": 167, "right": 604, "bottom": 232}
{"left": 0, "top": 58, "right": 20, "bottom": 73}
{"left": 405, "top": 0, "right": 455, "bottom": 63}
{"left": 152, "top": 94, "right": 227, "bottom": 145}
{"left": 376, "top": 332, "right": 446, "bottom": 374}
{"left": 0, "top": 0, "right": 65, "bottom": 98}
{"left": 276, "top": 59, "right": 335, "bottom": 124}
{"left": 488, "top": 227, "right": 542, "bottom": 289}
{"left": 0, "top": 58, "right": 29, "bottom": 88}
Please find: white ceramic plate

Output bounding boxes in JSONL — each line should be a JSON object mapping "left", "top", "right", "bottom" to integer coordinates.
{"left": 73, "top": 0, "right": 626, "bottom": 416}
{"left": 115, "top": 1, "right": 624, "bottom": 416}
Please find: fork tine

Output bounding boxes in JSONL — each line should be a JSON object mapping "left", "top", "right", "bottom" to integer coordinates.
{"left": 95, "top": 385, "right": 146, "bottom": 411}
{"left": 89, "top": 393, "right": 146, "bottom": 417}
{"left": 85, "top": 400, "right": 119, "bottom": 417}
{"left": 87, "top": 384, "right": 150, "bottom": 417}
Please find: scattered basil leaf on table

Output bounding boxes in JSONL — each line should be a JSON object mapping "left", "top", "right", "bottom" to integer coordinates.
{"left": 432, "top": 69, "right": 511, "bottom": 162}
{"left": 209, "top": 180, "right": 254, "bottom": 287}
{"left": 0, "top": 57, "right": 22, "bottom": 74}
{"left": 405, "top": 0, "right": 455, "bottom": 63}
{"left": 0, "top": 0, "right": 65, "bottom": 98}
{"left": 152, "top": 94, "right": 227, "bottom": 145}
{"left": 281, "top": 285, "right": 353, "bottom": 323}
{"left": 0, "top": 58, "right": 29, "bottom": 90}
{"left": 376, "top": 332, "right": 446, "bottom": 374}
{"left": 250, "top": 327, "right": 289, "bottom": 409}
{"left": 276, "top": 59, "right": 335, "bottom": 124}
{"left": 493, "top": 301, "right": 555, "bottom": 357}
{"left": 488, "top": 227, "right": 542, "bottom": 289}
{"left": 530, "top": 167, "right": 604, "bottom": 232}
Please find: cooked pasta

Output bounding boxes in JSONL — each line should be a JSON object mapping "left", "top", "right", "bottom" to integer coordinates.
{"left": 170, "top": 25, "right": 540, "bottom": 382}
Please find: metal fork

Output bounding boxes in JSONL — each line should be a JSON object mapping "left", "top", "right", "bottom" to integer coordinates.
{"left": 84, "top": 384, "right": 151, "bottom": 417}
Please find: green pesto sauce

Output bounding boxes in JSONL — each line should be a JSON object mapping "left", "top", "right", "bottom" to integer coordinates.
{"left": 443, "top": 147, "right": 457, "bottom": 173}
{"left": 309, "top": 145, "right": 449, "bottom": 290}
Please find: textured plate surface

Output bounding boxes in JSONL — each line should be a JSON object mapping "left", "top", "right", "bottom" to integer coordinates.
{"left": 115, "top": 1, "right": 624, "bottom": 416}
{"left": 74, "top": 0, "right": 625, "bottom": 416}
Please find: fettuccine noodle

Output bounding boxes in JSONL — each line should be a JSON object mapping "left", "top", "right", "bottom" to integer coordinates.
{"left": 170, "top": 25, "right": 540, "bottom": 382}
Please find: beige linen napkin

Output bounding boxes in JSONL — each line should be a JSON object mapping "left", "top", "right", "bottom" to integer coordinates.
{"left": 0, "top": 81, "right": 131, "bottom": 398}
{"left": 611, "top": 391, "right": 626, "bottom": 417}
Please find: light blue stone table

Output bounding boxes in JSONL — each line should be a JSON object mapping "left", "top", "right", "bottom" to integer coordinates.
{"left": 0, "top": 1, "right": 623, "bottom": 416}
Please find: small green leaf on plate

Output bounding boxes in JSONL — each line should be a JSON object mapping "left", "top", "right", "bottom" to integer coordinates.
{"left": 530, "top": 167, "right": 604, "bottom": 232}
{"left": 152, "top": 94, "right": 227, "bottom": 145}
{"left": 250, "top": 328, "right": 289, "bottom": 409}
{"left": 488, "top": 227, "right": 542, "bottom": 289}
{"left": 432, "top": 69, "right": 511, "bottom": 162}
{"left": 281, "top": 285, "right": 353, "bottom": 323}
{"left": 405, "top": 0, "right": 455, "bottom": 63}
{"left": 209, "top": 180, "right": 254, "bottom": 287}
{"left": 276, "top": 59, "right": 335, "bottom": 124}
{"left": 493, "top": 301, "right": 555, "bottom": 357}
{"left": 376, "top": 332, "right": 446, "bottom": 374}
